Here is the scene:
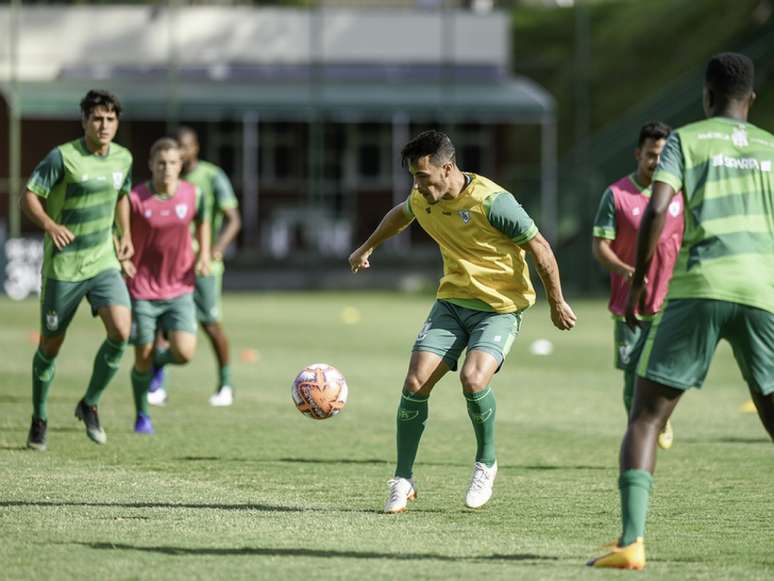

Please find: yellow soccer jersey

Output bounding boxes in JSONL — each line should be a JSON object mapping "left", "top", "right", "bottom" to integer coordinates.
{"left": 407, "top": 173, "right": 538, "bottom": 313}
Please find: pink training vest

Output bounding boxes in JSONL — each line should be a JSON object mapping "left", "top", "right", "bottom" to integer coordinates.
{"left": 127, "top": 180, "right": 198, "bottom": 300}
{"left": 607, "top": 175, "right": 684, "bottom": 316}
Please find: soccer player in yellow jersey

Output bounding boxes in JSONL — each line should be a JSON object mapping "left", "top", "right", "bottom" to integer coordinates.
{"left": 349, "top": 130, "right": 577, "bottom": 513}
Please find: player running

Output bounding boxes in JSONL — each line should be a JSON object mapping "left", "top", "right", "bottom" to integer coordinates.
{"left": 121, "top": 138, "right": 210, "bottom": 434}
{"left": 23, "top": 89, "right": 133, "bottom": 450}
{"left": 592, "top": 122, "right": 683, "bottom": 449}
{"left": 146, "top": 126, "right": 241, "bottom": 407}
{"left": 588, "top": 53, "right": 774, "bottom": 570}
{"left": 349, "top": 130, "right": 577, "bottom": 513}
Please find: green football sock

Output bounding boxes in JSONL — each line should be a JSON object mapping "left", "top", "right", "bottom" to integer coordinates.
{"left": 465, "top": 386, "right": 497, "bottom": 467}
{"left": 153, "top": 348, "right": 181, "bottom": 368}
{"left": 131, "top": 368, "right": 152, "bottom": 416}
{"left": 623, "top": 369, "right": 635, "bottom": 414}
{"left": 32, "top": 349, "right": 56, "bottom": 421}
{"left": 395, "top": 391, "right": 429, "bottom": 479}
{"left": 619, "top": 469, "right": 653, "bottom": 546}
{"left": 84, "top": 338, "right": 127, "bottom": 406}
{"left": 219, "top": 364, "right": 232, "bottom": 387}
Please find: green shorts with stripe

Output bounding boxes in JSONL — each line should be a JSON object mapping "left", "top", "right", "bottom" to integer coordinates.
{"left": 412, "top": 300, "right": 522, "bottom": 371}
{"left": 614, "top": 318, "right": 652, "bottom": 371}
{"left": 130, "top": 292, "right": 197, "bottom": 346}
{"left": 40, "top": 268, "right": 130, "bottom": 337}
{"left": 638, "top": 299, "right": 774, "bottom": 395}
{"left": 194, "top": 272, "right": 222, "bottom": 324}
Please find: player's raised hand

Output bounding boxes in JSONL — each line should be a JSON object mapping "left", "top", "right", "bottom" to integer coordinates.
{"left": 550, "top": 300, "right": 577, "bottom": 331}
{"left": 45, "top": 223, "right": 75, "bottom": 250}
{"left": 348, "top": 246, "right": 373, "bottom": 273}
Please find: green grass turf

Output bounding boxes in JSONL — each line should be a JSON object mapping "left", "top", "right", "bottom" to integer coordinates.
{"left": 1, "top": 293, "right": 773, "bottom": 580}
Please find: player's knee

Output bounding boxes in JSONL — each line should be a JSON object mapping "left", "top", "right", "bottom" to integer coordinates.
{"left": 39, "top": 335, "right": 64, "bottom": 358}
{"left": 403, "top": 373, "right": 431, "bottom": 396}
{"left": 109, "top": 325, "right": 131, "bottom": 344}
{"left": 460, "top": 369, "right": 488, "bottom": 393}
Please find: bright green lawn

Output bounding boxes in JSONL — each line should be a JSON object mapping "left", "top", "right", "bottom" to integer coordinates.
{"left": 1, "top": 293, "right": 772, "bottom": 580}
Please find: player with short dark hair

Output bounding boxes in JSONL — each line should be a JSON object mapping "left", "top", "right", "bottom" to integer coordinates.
{"left": 22, "top": 89, "right": 133, "bottom": 450}
{"left": 121, "top": 138, "right": 210, "bottom": 434}
{"left": 589, "top": 52, "right": 774, "bottom": 570}
{"left": 592, "top": 121, "right": 683, "bottom": 449}
{"left": 350, "top": 130, "right": 577, "bottom": 513}
{"left": 146, "top": 126, "right": 241, "bottom": 407}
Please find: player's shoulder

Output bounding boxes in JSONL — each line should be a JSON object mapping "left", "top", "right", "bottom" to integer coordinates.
{"left": 198, "top": 160, "right": 224, "bottom": 175}
{"left": 470, "top": 172, "right": 507, "bottom": 194}
{"left": 130, "top": 180, "right": 151, "bottom": 198}
{"left": 109, "top": 142, "right": 133, "bottom": 163}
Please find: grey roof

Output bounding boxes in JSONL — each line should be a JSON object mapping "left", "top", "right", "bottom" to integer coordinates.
{"left": 2, "top": 75, "right": 554, "bottom": 123}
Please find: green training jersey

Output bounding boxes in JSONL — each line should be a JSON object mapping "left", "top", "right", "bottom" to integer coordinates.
{"left": 653, "top": 116, "right": 774, "bottom": 313}
{"left": 27, "top": 138, "right": 133, "bottom": 282}
{"left": 182, "top": 160, "right": 238, "bottom": 276}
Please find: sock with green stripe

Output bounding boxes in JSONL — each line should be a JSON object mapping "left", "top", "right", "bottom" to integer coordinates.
{"left": 84, "top": 338, "right": 127, "bottom": 406}
{"left": 619, "top": 469, "right": 653, "bottom": 546}
{"left": 395, "top": 391, "right": 429, "bottom": 479}
{"left": 153, "top": 348, "right": 183, "bottom": 368}
{"left": 131, "top": 368, "right": 152, "bottom": 416}
{"left": 219, "top": 364, "right": 232, "bottom": 388}
{"left": 465, "top": 386, "right": 497, "bottom": 467}
{"left": 32, "top": 349, "right": 56, "bottom": 421}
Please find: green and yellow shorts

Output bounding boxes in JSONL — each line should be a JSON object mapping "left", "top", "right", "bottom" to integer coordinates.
{"left": 130, "top": 292, "right": 197, "bottom": 346}
{"left": 613, "top": 318, "right": 652, "bottom": 371}
{"left": 638, "top": 298, "right": 774, "bottom": 394}
{"left": 412, "top": 300, "right": 523, "bottom": 371}
{"left": 194, "top": 272, "right": 223, "bottom": 324}
{"left": 40, "top": 269, "right": 130, "bottom": 337}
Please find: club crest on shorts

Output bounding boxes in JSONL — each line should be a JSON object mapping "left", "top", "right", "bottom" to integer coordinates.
{"left": 417, "top": 321, "right": 432, "bottom": 341}
{"left": 112, "top": 172, "right": 124, "bottom": 189}
{"left": 459, "top": 210, "right": 471, "bottom": 224}
{"left": 46, "top": 310, "right": 59, "bottom": 332}
{"left": 175, "top": 203, "right": 188, "bottom": 220}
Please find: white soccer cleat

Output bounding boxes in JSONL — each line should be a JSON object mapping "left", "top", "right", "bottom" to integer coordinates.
{"left": 465, "top": 461, "right": 497, "bottom": 508}
{"left": 147, "top": 387, "right": 168, "bottom": 407}
{"left": 383, "top": 477, "right": 417, "bottom": 514}
{"left": 209, "top": 385, "right": 234, "bottom": 407}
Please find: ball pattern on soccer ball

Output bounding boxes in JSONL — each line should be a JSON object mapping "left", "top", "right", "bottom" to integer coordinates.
{"left": 291, "top": 363, "right": 348, "bottom": 420}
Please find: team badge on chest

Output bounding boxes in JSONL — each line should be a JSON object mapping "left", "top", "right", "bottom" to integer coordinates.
{"left": 175, "top": 203, "right": 188, "bottom": 220}
{"left": 459, "top": 210, "right": 471, "bottom": 224}
{"left": 112, "top": 172, "right": 124, "bottom": 189}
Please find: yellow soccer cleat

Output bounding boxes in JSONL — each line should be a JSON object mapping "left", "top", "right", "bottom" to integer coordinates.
{"left": 587, "top": 537, "right": 646, "bottom": 570}
{"left": 657, "top": 418, "right": 674, "bottom": 450}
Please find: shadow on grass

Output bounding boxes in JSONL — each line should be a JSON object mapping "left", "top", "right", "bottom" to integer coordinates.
{"left": 0, "top": 426, "right": 80, "bottom": 433}
{"left": 0, "top": 500, "right": 426, "bottom": 515}
{"left": 79, "top": 542, "right": 558, "bottom": 562}
{"left": 0, "top": 445, "right": 27, "bottom": 451}
{"left": 679, "top": 436, "right": 771, "bottom": 445}
{"left": 0, "top": 395, "right": 29, "bottom": 404}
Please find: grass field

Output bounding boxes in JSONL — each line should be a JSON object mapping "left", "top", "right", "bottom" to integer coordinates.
{"left": 1, "top": 292, "right": 773, "bottom": 580}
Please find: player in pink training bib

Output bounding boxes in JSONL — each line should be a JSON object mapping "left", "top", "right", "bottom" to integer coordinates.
{"left": 592, "top": 122, "right": 683, "bottom": 449}
{"left": 120, "top": 137, "right": 210, "bottom": 434}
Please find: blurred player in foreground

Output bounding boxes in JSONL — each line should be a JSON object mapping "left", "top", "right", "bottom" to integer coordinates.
{"left": 121, "top": 138, "right": 210, "bottom": 434}
{"left": 592, "top": 121, "right": 683, "bottom": 449}
{"left": 349, "top": 130, "right": 576, "bottom": 513}
{"left": 23, "top": 89, "right": 133, "bottom": 450}
{"left": 589, "top": 53, "right": 774, "bottom": 570}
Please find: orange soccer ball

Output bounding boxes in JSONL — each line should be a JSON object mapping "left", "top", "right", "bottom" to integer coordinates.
{"left": 291, "top": 363, "right": 348, "bottom": 420}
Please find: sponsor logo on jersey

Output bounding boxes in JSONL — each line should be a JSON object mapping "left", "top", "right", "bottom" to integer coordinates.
{"left": 113, "top": 172, "right": 124, "bottom": 189}
{"left": 712, "top": 154, "right": 771, "bottom": 171}
{"left": 175, "top": 203, "right": 188, "bottom": 220}
{"left": 144, "top": 209, "right": 153, "bottom": 219}
{"left": 459, "top": 210, "right": 471, "bottom": 224}
{"left": 632, "top": 207, "right": 641, "bottom": 216}
{"left": 668, "top": 199, "right": 682, "bottom": 217}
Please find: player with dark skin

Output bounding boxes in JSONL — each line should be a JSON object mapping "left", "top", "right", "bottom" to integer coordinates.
{"left": 589, "top": 52, "right": 774, "bottom": 570}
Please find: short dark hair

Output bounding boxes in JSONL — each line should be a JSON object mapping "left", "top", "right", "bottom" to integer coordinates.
{"left": 400, "top": 130, "right": 456, "bottom": 167}
{"left": 80, "top": 89, "right": 122, "bottom": 119}
{"left": 705, "top": 52, "right": 754, "bottom": 101}
{"left": 638, "top": 121, "right": 671, "bottom": 147}
{"left": 149, "top": 137, "right": 179, "bottom": 160}
{"left": 175, "top": 125, "right": 198, "bottom": 143}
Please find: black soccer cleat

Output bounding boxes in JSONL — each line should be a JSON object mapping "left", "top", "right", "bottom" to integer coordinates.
{"left": 74, "top": 399, "right": 107, "bottom": 445}
{"left": 26, "top": 417, "right": 48, "bottom": 451}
